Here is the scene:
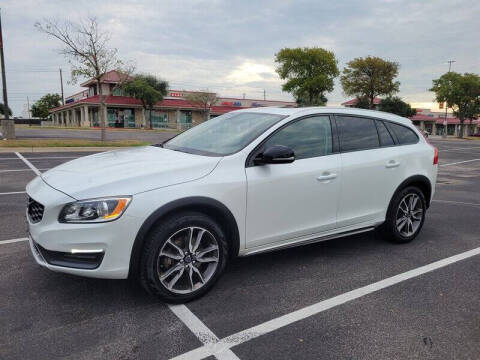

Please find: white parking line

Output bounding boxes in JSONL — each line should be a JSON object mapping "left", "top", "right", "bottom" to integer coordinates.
{"left": 439, "top": 158, "right": 480, "bottom": 167}
{"left": 0, "top": 237, "right": 28, "bottom": 245}
{"left": 169, "top": 305, "right": 241, "bottom": 360}
{"left": 171, "top": 246, "right": 480, "bottom": 360}
{"left": 0, "top": 191, "right": 26, "bottom": 196}
{"left": 432, "top": 199, "right": 480, "bottom": 207}
{"left": 2, "top": 156, "right": 234, "bottom": 360}
{"left": 15, "top": 152, "right": 42, "bottom": 176}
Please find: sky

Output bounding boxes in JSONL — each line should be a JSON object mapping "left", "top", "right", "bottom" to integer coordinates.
{"left": 1, "top": 0, "right": 479, "bottom": 116}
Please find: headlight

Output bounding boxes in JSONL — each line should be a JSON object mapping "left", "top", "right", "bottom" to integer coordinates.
{"left": 59, "top": 196, "right": 132, "bottom": 223}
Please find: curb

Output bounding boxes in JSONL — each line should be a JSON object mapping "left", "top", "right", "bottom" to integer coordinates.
{"left": 0, "top": 147, "right": 131, "bottom": 153}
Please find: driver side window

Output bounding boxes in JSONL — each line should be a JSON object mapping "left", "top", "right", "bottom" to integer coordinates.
{"left": 263, "top": 115, "right": 332, "bottom": 160}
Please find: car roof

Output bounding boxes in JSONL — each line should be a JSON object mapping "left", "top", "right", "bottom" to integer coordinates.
{"left": 237, "top": 106, "right": 413, "bottom": 126}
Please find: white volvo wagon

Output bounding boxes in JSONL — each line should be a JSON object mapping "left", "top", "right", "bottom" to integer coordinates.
{"left": 26, "top": 107, "right": 438, "bottom": 302}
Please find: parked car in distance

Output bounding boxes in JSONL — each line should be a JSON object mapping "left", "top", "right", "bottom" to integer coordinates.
{"left": 26, "top": 107, "right": 438, "bottom": 302}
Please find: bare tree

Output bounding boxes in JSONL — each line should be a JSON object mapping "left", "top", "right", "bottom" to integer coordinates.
{"left": 184, "top": 91, "right": 218, "bottom": 121}
{"left": 35, "top": 17, "right": 131, "bottom": 141}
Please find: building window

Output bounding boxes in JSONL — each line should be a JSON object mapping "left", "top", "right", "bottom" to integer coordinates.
{"left": 180, "top": 111, "right": 192, "bottom": 123}
{"left": 150, "top": 111, "right": 169, "bottom": 128}
{"left": 112, "top": 87, "right": 124, "bottom": 96}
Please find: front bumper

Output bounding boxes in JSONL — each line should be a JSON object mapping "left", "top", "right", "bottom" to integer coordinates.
{"left": 26, "top": 176, "right": 142, "bottom": 279}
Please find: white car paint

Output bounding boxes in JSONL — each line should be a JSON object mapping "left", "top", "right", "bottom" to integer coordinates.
{"left": 26, "top": 107, "right": 438, "bottom": 279}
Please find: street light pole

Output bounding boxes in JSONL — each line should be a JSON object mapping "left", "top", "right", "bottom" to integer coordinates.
{"left": 0, "top": 8, "right": 15, "bottom": 139}
{"left": 442, "top": 60, "right": 455, "bottom": 138}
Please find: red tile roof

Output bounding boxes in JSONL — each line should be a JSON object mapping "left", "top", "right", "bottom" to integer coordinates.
{"left": 49, "top": 95, "right": 250, "bottom": 114}
{"left": 342, "top": 97, "right": 382, "bottom": 106}
{"left": 410, "top": 113, "right": 479, "bottom": 125}
{"left": 80, "top": 70, "right": 131, "bottom": 87}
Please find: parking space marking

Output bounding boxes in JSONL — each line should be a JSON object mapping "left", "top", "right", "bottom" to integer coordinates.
{"left": 433, "top": 199, "right": 480, "bottom": 207}
{"left": 0, "top": 191, "right": 26, "bottom": 196}
{"left": 169, "top": 305, "right": 241, "bottom": 360}
{"left": 7, "top": 152, "right": 235, "bottom": 360}
{"left": 171, "top": 246, "right": 480, "bottom": 360}
{"left": 15, "top": 152, "right": 42, "bottom": 176}
{"left": 439, "top": 158, "right": 480, "bottom": 167}
{"left": 0, "top": 237, "right": 28, "bottom": 245}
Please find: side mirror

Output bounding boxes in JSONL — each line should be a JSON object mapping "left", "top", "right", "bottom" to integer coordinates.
{"left": 254, "top": 145, "right": 295, "bottom": 165}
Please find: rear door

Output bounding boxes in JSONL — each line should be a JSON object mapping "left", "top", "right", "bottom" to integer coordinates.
{"left": 245, "top": 115, "right": 341, "bottom": 248}
{"left": 335, "top": 115, "right": 400, "bottom": 228}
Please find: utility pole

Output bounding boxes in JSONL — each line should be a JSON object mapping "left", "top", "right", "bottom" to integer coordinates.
{"left": 59, "top": 68, "right": 64, "bottom": 105}
{"left": 442, "top": 60, "right": 455, "bottom": 138}
{"left": 263, "top": 89, "right": 266, "bottom": 101}
{"left": 0, "top": 9, "right": 14, "bottom": 139}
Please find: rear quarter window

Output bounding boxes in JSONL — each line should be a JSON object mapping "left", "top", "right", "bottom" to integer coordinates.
{"left": 386, "top": 122, "right": 419, "bottom": 145}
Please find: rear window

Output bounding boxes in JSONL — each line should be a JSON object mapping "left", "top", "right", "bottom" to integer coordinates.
{"left": 387, "top": 122, "right": 419, "bottom": 145}
{"left": 336, "top": 116, "right": 380, "bottom": 152}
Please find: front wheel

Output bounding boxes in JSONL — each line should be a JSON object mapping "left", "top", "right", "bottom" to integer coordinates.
{"left": 140, "top": 212, "right": 228, "bottom": 303}
{"left": 380, "top": 186, "right": 426, "bottom": 243}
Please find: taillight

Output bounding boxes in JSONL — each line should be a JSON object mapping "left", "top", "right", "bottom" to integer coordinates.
{"left": 433, "top": 147, "right": 438, "bottom": 165}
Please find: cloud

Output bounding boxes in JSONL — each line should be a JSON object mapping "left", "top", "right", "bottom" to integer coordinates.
{"left": 0, "top": 0, "right": 478, "bottom": 115}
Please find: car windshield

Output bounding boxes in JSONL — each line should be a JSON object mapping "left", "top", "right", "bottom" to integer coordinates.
{"left": 163, "top": 112, "right": 286, "bottom": 156}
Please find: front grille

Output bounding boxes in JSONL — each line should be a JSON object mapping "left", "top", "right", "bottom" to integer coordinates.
{"left": 28, "top": 197, "right": 44, "bottom": 223}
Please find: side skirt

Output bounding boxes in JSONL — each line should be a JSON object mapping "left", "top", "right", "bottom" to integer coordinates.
{"left": 240, "top": 226, "right": 375, "bottom": 257}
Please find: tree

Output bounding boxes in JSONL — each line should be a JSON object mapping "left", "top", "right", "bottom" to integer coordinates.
{"left": 341, "top": 56, "right": 400, "bottom": 109}
{"left": 184, "top": 91, "right": 218, "bottom": 121}
{"left": 430, "top": 72, "right": 480, "bottom": 138}
{"left": 379, "top": 96, "right": 416, "bottom": 117}
{"left": 352, "top": 96, "right": 371, "bottom": 109}
{"left": 35, "top": 17, "right": 129, "bottom": 141}
{"left": 122, "top": 74, "right": 168, "bottom": 129}
{"left": 31, "top": 93, "right": 62, "bottom": 118}
{"left": 275, "top": 47, "right": 339, "bottom": 106}
{"left": 0, "top": 103, "right": 12, "bottom": 117}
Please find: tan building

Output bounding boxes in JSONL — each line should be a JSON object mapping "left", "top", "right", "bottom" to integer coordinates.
{"left": 410, "top": 109, "right": 479, "bottom": 136}
{"left": 49, "top": 71, "right": 296, "bottom": 130}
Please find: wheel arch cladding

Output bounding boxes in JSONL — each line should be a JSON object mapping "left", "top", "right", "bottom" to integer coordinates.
{"left": 128, "top": 196, "right": 240, "bottom": 278}
{"left": 393, "top": 175, "right": 432, "bottom": 209}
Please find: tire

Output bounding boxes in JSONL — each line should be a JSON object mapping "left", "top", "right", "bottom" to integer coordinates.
{"left": 139, "top": 211, "right": 228, "bottom": 303}
{"left": 379, "top": 186, "right": 427, "bottom": 244}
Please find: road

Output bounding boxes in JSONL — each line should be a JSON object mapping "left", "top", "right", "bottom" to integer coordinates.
{"left": 0, "top": 138, "right": 479, "bottom": 359}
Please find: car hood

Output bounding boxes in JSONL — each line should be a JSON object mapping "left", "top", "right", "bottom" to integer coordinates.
{"left": 40, "top": 146, "right": 221, "bottom": 199}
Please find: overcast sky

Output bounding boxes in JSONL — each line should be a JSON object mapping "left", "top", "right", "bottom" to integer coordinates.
{"left": 1, "top": 0, "right": 479, "bottom": 116}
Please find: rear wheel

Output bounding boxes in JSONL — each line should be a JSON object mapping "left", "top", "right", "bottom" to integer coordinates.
{"left": 140, "top": 212, "right": 228, "bottom": 303}
{"left": 380, "top": 186, "right": 426, "bottom": 243}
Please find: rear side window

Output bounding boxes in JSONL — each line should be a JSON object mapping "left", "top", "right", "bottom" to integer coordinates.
{"left": 263, "top": 115, "right": 332, "bottom": 160}
{"left": 387, "top": 122, "right": 419, "bottom": 145}
{"left": 376, "top": 120, "right": 395, "bottom": 147}
{"left": 336, "top": 116, "right": 380, "bottom": 152}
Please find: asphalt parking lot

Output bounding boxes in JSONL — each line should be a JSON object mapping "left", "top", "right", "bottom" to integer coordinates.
{"left": 1, "top": 139, "right": 479, "bottom": 360}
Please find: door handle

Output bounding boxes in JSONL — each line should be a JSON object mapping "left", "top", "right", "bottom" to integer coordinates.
{"left": 317, "top": 172, "right": 337, "bottom": 181}
{"left": 386, "top": 160, "right": 400, "bottom": 168}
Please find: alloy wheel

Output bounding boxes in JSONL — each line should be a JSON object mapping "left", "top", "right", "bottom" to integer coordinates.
{"left": 156, "top": 227, "right": 220, "bottom": 294}
{"left": 395, "top": 193, "right": 424, "bottom": 237}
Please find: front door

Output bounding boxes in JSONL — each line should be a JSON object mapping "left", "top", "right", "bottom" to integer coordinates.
{"left": 245, "top": 115, "right": 341, "bottom": 249}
